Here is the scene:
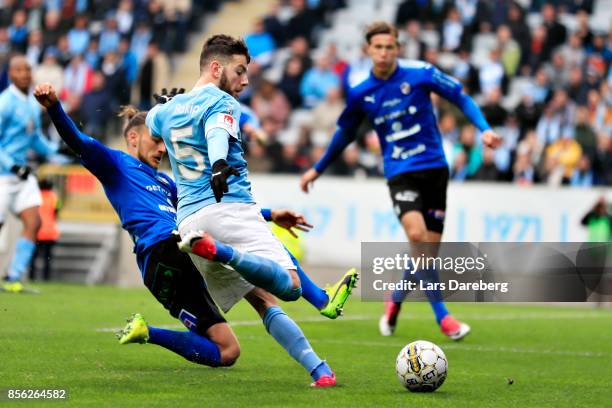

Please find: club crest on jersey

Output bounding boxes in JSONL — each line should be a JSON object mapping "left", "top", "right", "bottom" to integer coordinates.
{"left": 400, "top": 82, "right": 411, "bottom": 95}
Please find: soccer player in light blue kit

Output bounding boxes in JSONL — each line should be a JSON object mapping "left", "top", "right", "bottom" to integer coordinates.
{"left": 0, "top": 56, "right": 57, "bottom": 293}
{"left": 34, "top": 83, "right": 344, "bottom": 386}
{"left": 147, "top": 35, "right": 355, "bottom": 387}
{"left": 301, "top": 22, "right": 502, "bottom": 340}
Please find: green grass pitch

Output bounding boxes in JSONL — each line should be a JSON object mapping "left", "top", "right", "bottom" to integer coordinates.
{"left": 1, "top": 283, "right": 611, "bottom": 407}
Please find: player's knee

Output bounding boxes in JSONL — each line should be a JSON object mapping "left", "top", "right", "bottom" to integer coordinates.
{"left": 407, "top": 228, "right": 427, "bottom": 243}
{"left": 23, "top": 213, "right": 42, "bottom": 236}
{"left": 278, "top": 286, "right": 302, "bottom": 302}
{"left": 219, "top": 343, "right": 240, "bottom": 367}
{"left": 289, "top": 270, "right": 300, "bottom": 290}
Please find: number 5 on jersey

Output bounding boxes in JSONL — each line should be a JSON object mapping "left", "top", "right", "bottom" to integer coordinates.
{"left": 170, "top": 127, "right": 205, "bottom": 179}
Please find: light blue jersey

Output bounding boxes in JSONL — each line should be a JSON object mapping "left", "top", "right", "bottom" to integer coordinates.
{"left": 146, "top": 84, "right": 253, "bottom": 224}
{"left": 0, "top": 85, "right": 57, "bottom": 174}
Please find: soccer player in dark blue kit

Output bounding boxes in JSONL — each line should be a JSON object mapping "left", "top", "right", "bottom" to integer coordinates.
{"left": 300, "top": 22, "right": 502, "bottom": 340}
{"left": 34, "top": 82, "right": 347, "bottom": 386}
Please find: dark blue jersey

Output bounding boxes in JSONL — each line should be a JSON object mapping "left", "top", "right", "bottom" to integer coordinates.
{"left": 315, "top": 62, "right": 491, "bottom": 179}
{"left": 46, "top": 103, "right": 177, "bottom": 274}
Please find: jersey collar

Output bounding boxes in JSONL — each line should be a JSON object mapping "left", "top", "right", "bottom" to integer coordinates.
{"left": 8, "top": 84, "right": 29, "bottom": 101}
{"left": 370, "top": 65, "right": 401, "bottom": 83}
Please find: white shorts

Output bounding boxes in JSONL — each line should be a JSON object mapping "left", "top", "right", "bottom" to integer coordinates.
{"left": 0, "top": 174, "right": 42, "bottom": 223}
{"left": 178, "top": 202, "right": 295, "bottom": 312}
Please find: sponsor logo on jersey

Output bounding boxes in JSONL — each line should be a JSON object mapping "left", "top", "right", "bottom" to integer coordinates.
{"left": 179, "top": 309, "right": 198, "bottom": 330}
{"left": 400, "top": 82, "right": 411, "bottom": 95}
{"left": 395, "top": 190, "right": 419, "bottom": 202}
{"left": 382, "top": 98, "right": 402, "bottom": 108}
{"left": 386, "top": 123, "right": 421, "bottom": 142}
{"left": 364, "top": 94, "right": 376, "bottom": 103}
{"left": 391, "top": 143, "right": 427, "bottom": 160}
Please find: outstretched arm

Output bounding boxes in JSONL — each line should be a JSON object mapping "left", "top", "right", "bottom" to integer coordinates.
{"left": 300, "top": 96, "right": 362, "bottom": 193}
{"left": 34, "top": 83, "right": 117, "bottom": 180}
{"left": 261, "top": 208, "right": 313, "bottom": 238}
{"left": 426, "top": 66, "right": 502, "bottom": 148}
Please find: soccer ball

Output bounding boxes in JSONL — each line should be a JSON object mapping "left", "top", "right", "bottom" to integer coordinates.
{"left": 396, "top": 340, "right": 448, "bottom": 392}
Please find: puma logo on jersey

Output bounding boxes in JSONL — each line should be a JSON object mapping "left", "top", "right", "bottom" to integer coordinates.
{"left": 395, "top": 190, "right": 419, "bottom": 202}
{"left": 364, "top": 95, "right": 376, "bottom": 103}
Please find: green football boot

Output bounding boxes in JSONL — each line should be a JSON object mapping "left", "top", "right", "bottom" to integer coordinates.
{"left": 320, "top": 268, "right": 359, "bottom": 319}
{"left": 117, "top": 313, "right": 150, "bottom": 344}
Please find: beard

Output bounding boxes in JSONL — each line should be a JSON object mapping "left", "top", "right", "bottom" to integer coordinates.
{"left": 219, "top": 70, "right": 234, "bottom": 97}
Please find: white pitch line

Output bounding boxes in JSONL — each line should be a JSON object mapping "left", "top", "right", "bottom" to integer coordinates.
{"left": 236, "top": 336, "right": 609, "bottom": 358}
{"left": 96, "top": 311, "right": 611, "bottom": 333}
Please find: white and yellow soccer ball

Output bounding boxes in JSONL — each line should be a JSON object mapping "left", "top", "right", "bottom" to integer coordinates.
{"left": 396, "top": 340, "right": 448, "bottom": 392}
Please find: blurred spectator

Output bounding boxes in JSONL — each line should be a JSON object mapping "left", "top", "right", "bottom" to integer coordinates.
{"left": 566, "top": 66, "right": 588, "bottom": 104}
{"left": 593, "top": 134, "right": 612, "bottom": 185}
{"left": 310, "top": 86, "right": 344, "bottom": 147}
{"left": 55, "top": 35, "right": 72, "bottom": 67}
{"left": 479, "top": 48, "right": 504, "bottom": 96}
{"left": 575, "top": 106, "right": 598, "bottom": 159}
{"left": 99, "top": 16, "right": 121, "bottom": 56}
{"left": 263, "top": 1, "right": 286, "bottom": 47}
{"left": 8, "top": 9, "right": 28, "bottom": 53}
{"left": 513, "top": 152, "right": 537, "bottom": 185}
{"left": 471, "top": 147, "right": 500, "bottom": 181}
{"left": 137, "top": 42, "right": 169, "bottom": 110}
{"left": 80, "top": 71, "right": 112, "bottom": 140}
{"left": 581, "top": 197, "right": 611, "bottom": 242}
{"left": 300, "top": 53, "right": 340, "bottom": 108}
{"left": 441, "top": 7, "right": 463, "bottom": 52}
{"left": 61, "top": 54, "right": 94, "bottom": 111}
{"left": 34, "top": 48, "right": 64, "bottom": 90}
{"left": 399, "top": 20, "right": 426, "bottom": 60}
{"left": 560, "top": 32, "right": 587, "bottom": 69}
{"left": 529, "top": 25, "right": 548, "bottom": 72}
{"left": 452, "top": 125, "right": 482, "bottom": 178}
{"left": 26, "top": 30, "right": 44, "bottom": 68}
{"left": 245, "top": 18, "right": 276, "bottom": 67}
{"left": 544, "top": 133, "right": 583, "bottom": 185}
{"left": 279, "top": 56, "right": 305, "bottom": 108}
{"left": 451, "top": 149, "right": 469, "bottom": 181}
{"left": 497, "top": 24, "right": 520, "bottom": 77}
{"left": 452, "top": 48, "right": 479, "bottom": 93}
{"left": 131, "top": 22, "right": 152, "bottom": 66}
{"left": 84, "top": 38, "right": 101, "bottom": 69}
{"left": 324, "top": 43, "right": 348, "bottom": 78}
{"left": 541, "top": 3, "right": 567, "bottom": 57}
{"left": 118, "top": 37, "right": 138, "bottom": 85}
{"left": 570, "top": 155, "right": 594, "bottom": 186}
{"left": 285, "top": 0, "right": 318, "bottom": 45}
{"left": 528, "top": 68, "right": 551, "bottom": 104}
{"left": 543, "top": 51, "right": 570, "bottom": 88}
{"left": 481, "top": 87, "right": 507, "bottom": 127}
{"left": 42, "top": 10, "right": 62, "bottom": 49}
{"left": 101, "top": 51, "right": 129, "bottom": 108}
{"left": 507, "top": 2, "right": 530, "bottom": 71}
{"left": 116, "top": 0, "right": 135, "bottom": 35}
{"left": 515, "top": 91, "right": 543, "bottom": 135}
{"left": 251, "top": 79, "right": 290, "bottom": 134}
{"left": 575, "top": 10, "right": 594, "bottom": 47}
{"left": 29, "top": 179, "right": 61, "bottom": 282}
{"left": 67, "top": 14, "right": 90, "bottom": 56}
{"left": 516, "top": 129, "right": 544, "bottom": 169}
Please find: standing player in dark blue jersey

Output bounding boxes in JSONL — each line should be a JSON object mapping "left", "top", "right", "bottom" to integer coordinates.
{"left": 300, "top": 22, "right": 502, "bottom": 340}
{"left": 34, "top": 82, "right": 346, "bottom": 386}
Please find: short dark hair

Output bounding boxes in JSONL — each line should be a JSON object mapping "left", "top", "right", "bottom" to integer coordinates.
{"left": 199, "top": 34, "right": 251, "bottom": 73}
{"left": 365, "top": 21, "right": 399, "bottom": 44}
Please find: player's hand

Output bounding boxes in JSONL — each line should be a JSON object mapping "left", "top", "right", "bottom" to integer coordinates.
{"left": 33, "top": 83, "right": 59, "bottom": 108}
{"left": 482, "top": 130, "right": 502, "bottom": 149}
{"left": 300, "top": 168, "right": 320, "bottom": 193}
{"left": 271, "top": 209, "right": 313, "bottom": 238}
{"left": 153, "top": 87, "right": 185, "bottom": 104}
{"left": 211, "top": 159, "right": 240, "bottom": 202}
{"left": 11, "top": 165, "right": 31, "bottom": 180}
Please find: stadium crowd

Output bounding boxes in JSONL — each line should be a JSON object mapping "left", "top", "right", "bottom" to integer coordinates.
{"left": 238, "top": 0, "right": 611, "bottom": 187}
{"left": 0, "top": 0, "right": 221, "bottom": 141}
{"left": 0, "top": 0, "right": 610, "bottom": 186}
